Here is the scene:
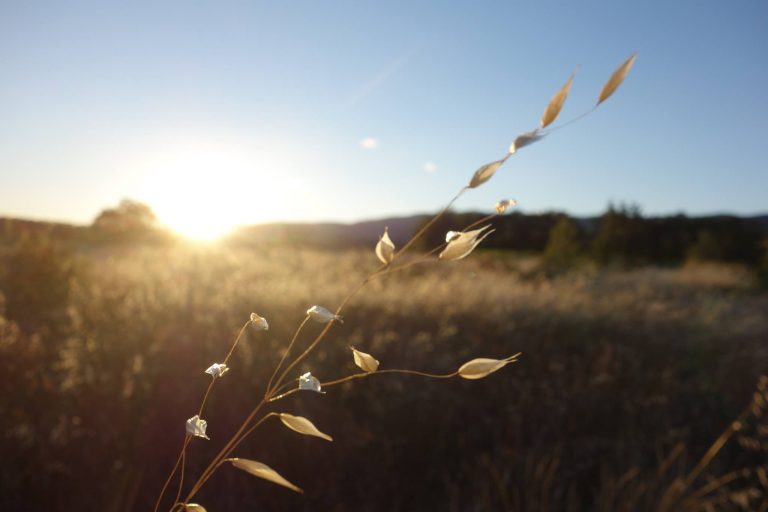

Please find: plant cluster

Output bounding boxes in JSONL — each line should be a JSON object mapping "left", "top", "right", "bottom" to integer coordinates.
{"left": 153, "top": 54, "right": 638, "bottom": 511}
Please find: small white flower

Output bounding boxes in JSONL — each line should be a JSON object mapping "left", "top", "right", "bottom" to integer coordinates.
{"left": 439, "top": 225, "right": 495, "bottom": 261}
{"left": 306, "top": 305, "right": 343, "bottom": 324}
{"left": 186, "top": 415, "right": 210, "bottom": 440}
{"left": 205, "top": 363, "right": 229, "bottom": 379}
{"left": 250, "top": 313, "right": 269, "bottom": 330}
{"left": 495, "top": 199, "right": 518, "bottom": 214}
{"left": 299, "top": 372, "right": 324, "bottom": 393}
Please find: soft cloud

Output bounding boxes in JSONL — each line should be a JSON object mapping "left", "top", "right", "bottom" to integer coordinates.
{"left": 360, "top": 137, "right": 379, "bottom": 149}
{"left": 423, "top": 162, "right": 438, "bottom": 173}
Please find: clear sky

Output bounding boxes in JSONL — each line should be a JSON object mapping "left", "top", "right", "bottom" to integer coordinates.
{"left": 1, "top": 0, "right": 766, "bottom": 237}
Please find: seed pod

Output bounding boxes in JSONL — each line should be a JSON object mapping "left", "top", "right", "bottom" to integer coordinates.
{"left": 352, "top": 347, "right": 380, "bottom": 373}
{"left": 280, "top": 413, "right": 333, "bottom": 442}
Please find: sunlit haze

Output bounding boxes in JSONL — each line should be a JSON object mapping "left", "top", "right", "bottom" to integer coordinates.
{"left": 135, "top": 137, "right": 306, "bottom": 239}
{"left": 1, "top": 1, "right": 767, "bottom": 228}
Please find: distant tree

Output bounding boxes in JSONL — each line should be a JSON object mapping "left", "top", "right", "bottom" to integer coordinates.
{"left": 91, "top": 199, "right": 169, "bottom": 244}
{"left": 591, "top": 203, "right": 649, "bottom": 266}
{"left": 93, "top": 199, "right": 158, "bottom": 231}
{"left": 759, "top": 239, "right": 768, "bottom": 287}
{"left": 542, "top": 215, "right": 584, "bottom": 270}
{"left": 686, "top": 229, "right": 726, "bottom": 262}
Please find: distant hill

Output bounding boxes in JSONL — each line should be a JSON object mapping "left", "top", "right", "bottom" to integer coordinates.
{"left": 0, "top": 217, "right": 87, "bottom": 245}
{"left": 2, "top": 212, "right": 767, "bottom": 266}
{"left": 227, "top": 215, "right": 427, "bottom": 249}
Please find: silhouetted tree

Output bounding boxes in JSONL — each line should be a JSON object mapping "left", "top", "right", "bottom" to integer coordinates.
{"left": 542, "top": 215, "right": 584, "bottom": 270}
{"left": 591, "top": 203, "right": 649, "bottom": 266}
{"left": 91, "top": 199, "right": 168, "bottom": 244}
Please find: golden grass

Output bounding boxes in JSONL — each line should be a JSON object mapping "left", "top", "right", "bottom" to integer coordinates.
{"left": 2, "top": 245, "right": 767, "bottom": 510}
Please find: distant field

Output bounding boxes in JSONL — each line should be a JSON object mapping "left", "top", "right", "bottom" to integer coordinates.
{"left": 1, "top": 245, "right": 767, "bottom": 511}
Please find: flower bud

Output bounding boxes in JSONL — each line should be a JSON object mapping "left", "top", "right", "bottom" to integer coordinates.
{"left": 495, "top": 199, "right": 518, "bottom": 214}
{"left": 439, "top": 225, "right": 495, "bottom": 261}
{"left": 205, "top": 363, "right": 229, "bottom": 379}
{"left": 298, "top": 372, "right": 323, "bottom": 393}
{"left": 185, "top": 415, "right": 210, "bottom": 440}
{"left": 306, "top": 305, "right": 343, "bottom": 324}
{"left": 375, "top": 227, "right": 395, "bottom": 265}
{"left": 250, "top": 313, "right": 269, "bottom": 330}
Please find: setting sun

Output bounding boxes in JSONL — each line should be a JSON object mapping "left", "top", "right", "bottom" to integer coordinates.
{"left": 137, "top": 141, "right": 298, "bottom": 240}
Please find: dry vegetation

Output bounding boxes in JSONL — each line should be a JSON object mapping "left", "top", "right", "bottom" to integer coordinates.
{"left": 3, "top": 53, "right": 767, "bottom": 510}
{"left": 2, "top": 245, "right": 767, "bottom": 510}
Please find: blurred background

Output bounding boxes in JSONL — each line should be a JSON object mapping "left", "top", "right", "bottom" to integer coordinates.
{"left": 1, "top": 1, "right": 767, "bottom": 510}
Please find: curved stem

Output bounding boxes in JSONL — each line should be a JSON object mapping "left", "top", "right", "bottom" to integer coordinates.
{"left": 267, "top": 378, "right": 299, "bottom": 402}
{"left": 268, "top": 387, "right": 300, "bottom": 402}
{"left": 681, "top": 414, "right": 746, "bottom": 490}
{"left": 394, "top": 187, "right": 468, "bottom": 259}
{"left": 463, "top": 213, "right": 499, "bottom": 233}
{"left": 543, "top": 105, "right": 598, "bottom": 134}
{"left": 223, "top": 321, "right": 253, "bottom": 366}
{"left": 156, "top": 320, "right": 253, "bottom": 509}
{"left": 173, "top": 448, "right": 187, "bottom": 506}
{"left": 154, "top": 436, "right": 190, "bottom": 512}
{"left": 197, "top": 381, "right": 215, "bottom": 418}
{"left": 226, "top": 413, "right": 279, "bottom": 458}
{"left": 669, "top": 404, "right": 752, "bottom": 505}
{"left": 184, "top": 399, "right": 268, "bottom": 502}
{"left": 271, "top": 320, "right": 336, "bottom": 396}
{"left": 185, "top": 412, "right": 279, "bottom": 502}
{"left": 322, "top": 368, "right": 459, "bottom": 388}
{"left": 266, "top": 316, "right": 310, "bottom": 397}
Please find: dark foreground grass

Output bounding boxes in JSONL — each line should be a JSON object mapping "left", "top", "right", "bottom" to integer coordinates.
{"left": 1, "top": 246, "right": 766, "bottom": 510}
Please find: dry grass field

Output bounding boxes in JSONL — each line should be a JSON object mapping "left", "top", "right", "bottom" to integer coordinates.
{"left": 2, "top": 245, "right": 767, "bottom": 510}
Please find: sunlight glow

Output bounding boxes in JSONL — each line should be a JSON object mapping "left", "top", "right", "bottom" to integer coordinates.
{"left": 137, "top": 140, "right": 298, "bottom": 241}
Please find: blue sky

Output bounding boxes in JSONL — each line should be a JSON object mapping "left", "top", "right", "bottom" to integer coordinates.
{"left": 1, "top": 0, "right": 766, "bottom": 233}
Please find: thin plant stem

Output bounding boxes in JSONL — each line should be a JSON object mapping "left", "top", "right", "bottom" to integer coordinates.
{"left": 394, "top": 187, "right": 468, "bottom": 259}
{"left": 267, "top": 370, "right": 459, "bottom": 404}
{"left": 379, "top": 249, "right": 442, "bottom": 276}
{"left": 267, "top": 378, "right": 299, "bottom": 401}
{"left": 184, "top": 399, "right": 268, "bottom": 503}
{"left": 271, "top": 320, "right": 336, "bottom": 395}
{"left": 223, "top": 413, "right": 279, "bottom": 461}
{"left": 684, "top": 468, "right": 743, "bottom": 505}
{"left": 197, "top": 381, "right": 215, "bottom": 417}
{"left": 268, "top": 387, "right": 299, "bottom": 402}
{"left": 266, "top": 316, "right": 310, "bottom": 397}
{"left": 223, "top": 321, "right": 253, "bottom": 366}
{"left": 184, "top": 412, "right": 279, "bottom": 503}
{"left": 543, "top": 105, "right": 598, "bottom": 134}
{"left": 173, "top": 448, "right": 187, "bottom": 506}
{"left": 155, "top": 320, "right": 252, "bottom": 511}
{"left": 322, "top": 368, "right": 459, "bottom": 388}
{"left": 669, "top": 405, "right": 751, "bottom": 505}
{"left": 463, "top": 213, "right": 498, "bottom": 232}
{"left": 154, "top": 436, "right": 190, "bottom": 512}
